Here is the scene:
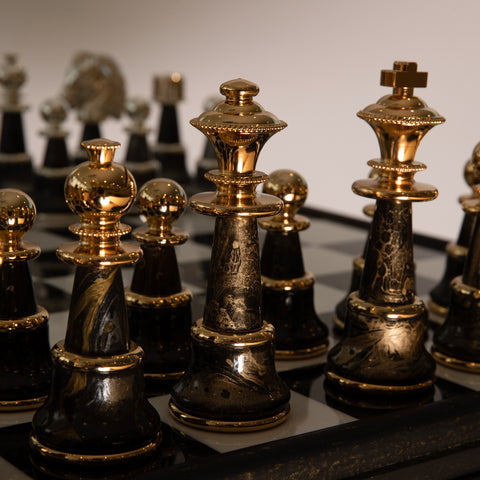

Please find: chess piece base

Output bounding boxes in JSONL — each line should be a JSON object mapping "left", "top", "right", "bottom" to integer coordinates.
{"left": 170, "top": 318, "right": 290, "bottom": 432}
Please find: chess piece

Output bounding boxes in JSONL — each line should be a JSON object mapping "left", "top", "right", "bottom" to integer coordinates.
{"left": 30, "top": 139, "right": 161, "bottom": 465}
{"left": 123, "top": 97, "right": 159, "bottom": 189}
{"left": 33, "top": 97, "right": 73, "bottom": 218}
{"left": 126, "top": 178, "right": 192, "bottom": 394}
{"left": 195, "top": 96, "right": 222, "bottom": 189}
{"left": 432, "top": 154, "right": 480, "bottom": 372}
{"left": 170, "top": 79, "right": 290, "bottom": 431}
{"left": 0, "top": 189, "right": 50, "bottom": 410}
{"left": 333, "top": 201, "right": 375, "bottom": 332}
{"left": 63, "top": 52, "right": 125, "bottom": 164}
{"left": 429, "top": 151, "right": 480, "bottom": 321}
{"left": 152, "top": 73, "right": 190, "bottom": 184}
{"left": 259, "top": 169, "right": 329, "bottom": 358}
{"left": 325, "top": 62, "right": 445, "bottom": 408}
{"left": 0, "top": 54, "right": 33, "bottom": 193}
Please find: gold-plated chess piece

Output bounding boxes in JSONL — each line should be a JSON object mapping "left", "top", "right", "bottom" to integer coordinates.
{"left": 30, "top": 139, "right": 161, "bottom": 466}
{"left": 152, "top": 73, "right": 189, "bottom": 184}
{"left": 259, "top": 169, "right": 329, "bottom": 358}
{"left": 123, "top": 97, "right": 159, "bottom": 188}
{"left": 432, "top": 151, "right": 480, "bottom": 372}
{"left": 169, "top": 79, "right": 290, "bottom": 431}
{"left": 326, "top": 62, "right": 445, "bottom": 408}
{"left": 429, "top": 148, "right": 480, "bottom": 321}
{"left": 0, "top": 189, "right": 50, "bottom": 410}
{"left": 63, "top": 52, "right": 125, "bottom": 164}
{"left": 0, "top": 54, "right": 32, "bottom": 192}
{"left": 126, "top": 178, "right": 192, "bottom": 394}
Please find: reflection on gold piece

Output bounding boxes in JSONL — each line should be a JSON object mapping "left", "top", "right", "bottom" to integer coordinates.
{"left": 52, "top": 341, "right": 143, "bottom": 372}
{"left": 145, "top": 371, "right": 184, "bottom": 381}
{"left": 0, "top": 395, "right": 47, "bottom": 412}
{"left": 445, "top": 241, "right": 468, "bottom": 259}
{"left": 0, "top": 306, "right": 48, "bottom": 331}
{"left": 432, "top": 347, "right": 480, "bottom": 372}
{"left": 261, "top": 272, "right": 314, "bottom": 291}
{"left": 125, "top": 288, "right": 192, "bottom": 308}
{"left": 427, "top": 299, "right": 449, "bottom": 318}
{"left": 169, "top": 401, "right": 290, "bottom": 433}
{"left": 29, "top": 433, "right": 161, "bottom": 464}
{"left": 276, "top": 341, "right": 328, "bottom": 360}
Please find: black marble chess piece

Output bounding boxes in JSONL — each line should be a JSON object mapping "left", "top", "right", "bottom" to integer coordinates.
{"left": 33, "top": 97, "right": 74, "bottom": 218}
{"left": 152, "top": 74, "right": 190, "bottom": 184}
{"left": 432, "top": 154, "right": 480, "bottom": 372}
{"left": 325, "top": 61, "right": 445, "bottom": 409}
{"left": 429, "top": 149, "right": 480, "bottom": 322}
{"left": 0, "top": 54, "right": 33, "bottom": 193}
{"left": 126, "top": 178, "right": 192, "bottom": 394}
{"left": 169, "top": 79, "right": 290, "bottom": 432}
{"left": 0, "top": 189, "right": 51, "bottom": 410}
{"left": 30, "top": 139, "right": 161, "bottom": 467}
{"left": 259, "top": 169, "right": 329, "bottom": 358}
{"left": 122, "top": 97, "right": 160, "bottom": 189}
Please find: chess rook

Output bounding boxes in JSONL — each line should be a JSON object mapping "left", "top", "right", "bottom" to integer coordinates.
{"left": 326, "top": 62, "right": 445, "bottom": 408}
{"left": 152, "top": 73, "right": 189, "bottom": 184}
{"left": 0, "top": 189, "right": 50, "bottom": 410}
{"left": 169, "top": 79, "right": 290, "bottom": 431}
{"left": 126, "top": 178, "right": 192, "bottom": 394}
{"left": 0, "top": 54, "right": 33, "bottom": 193}
{"left": 429, "top": 149, "right": 480, "bottom": 320}
{"left": 259, "top": 169, "right": 329, "bottom": 358}
{"left": 122, "top": 97, "right": 159, "bottom": 188}
{"left": 30, "top": 139, "right": 161, "bottom": 465}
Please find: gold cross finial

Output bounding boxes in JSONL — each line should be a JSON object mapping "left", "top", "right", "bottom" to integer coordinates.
{"left": 381, "top": 61, "right": 427, "bottom": 97}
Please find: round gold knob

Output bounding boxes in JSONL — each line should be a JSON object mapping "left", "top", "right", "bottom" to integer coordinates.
{"left": 220, "top": 78, "right": 259, "bottom": 106}
{"left": 0, "top": 188, "right": 35, "bottom": 233}
{"left": 65, "top": 138, "right": 136, "bottom": 220}
{"left": 137, "top": 178, "right": 186, "bottom": 235}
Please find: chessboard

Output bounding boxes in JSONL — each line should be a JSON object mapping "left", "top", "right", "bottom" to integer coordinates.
{"left": 1, "top": 206, "right": 480, "bottom": 480}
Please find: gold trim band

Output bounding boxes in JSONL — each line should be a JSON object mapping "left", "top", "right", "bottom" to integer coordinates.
{"left": 0, "top": 306, "right": 48, "bottom": 331}
{"left": 29, "top": 433, "right": 161, "bottom": 464}
{"left": 427, "top": 299, "right": 448, "bottom": 318}
{"left": 276, "top": 340, "right": 328, "bottom": 360}
{"left": 145, "top": 371, "right": 184, "bottom": 380}
{"left": 445, "top": 241, "right": 468, "bottom": 259}
{"left": 325, "top": 369, "right": 435, "bottom": 393}
{"left": 192, "top": 319, "right": 274, "bottom": 347}
{"left": 169, "top": 400, "right": 290, "bottom": 432}
{"left": 52, "top": 341, "right": 143, "bottom": 372}
{"left": 262, "top": 272, "right": 314, "bottom": 291}
{"left": 432, "top": 347, "right": 480, "bottom": 372}
{"left": 0, "top": 395, "right": 47, "bottom": 411}
{"left": 125, "top": 288, "right": 192, "bottom": 309}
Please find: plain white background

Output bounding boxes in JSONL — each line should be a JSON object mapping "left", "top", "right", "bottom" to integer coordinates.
{"left": 0, "top": 0, "right": 477, "bottom": 240}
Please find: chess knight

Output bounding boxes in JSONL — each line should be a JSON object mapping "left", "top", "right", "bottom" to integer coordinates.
{"left": 326, "top": 62, "right": 445, "bottom": 408}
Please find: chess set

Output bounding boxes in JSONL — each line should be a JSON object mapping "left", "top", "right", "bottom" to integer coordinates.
{"left": 1, "top": 52, "right": 480, "bottom": 480}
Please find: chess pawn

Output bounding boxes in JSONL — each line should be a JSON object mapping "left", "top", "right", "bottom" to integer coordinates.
{"left": 126, "top": 178, "right": 192, "bottom": 394}
{"left": 432, "top": 156, "right": 480, "bottom": 371}
{"left": 152, "top": 73, "right": 190, "bottom": 184}
{"left": 63, "top": 52, "right": 125, "bottom": 164}
{"left": 429, "top": 151, "right": 480, "bottom": 321}
{"left": 0, "top": 189, "right": 50, "bottom": 410}
{"left": 195, "top": 96, "right": 222, "bottom": 189}
{"left": 170, "top": 79, "right": 290, "bottom": 431}
{"left": 0, "top": 54, "right": 33, "bottom": 193}
{"left": 326, "top": 62, "right": 445, "bottom": 408}
{"left": 30, "top": 139, "right": 161, "bottom": 466}
{"left": 259, "top": 169, "right": 329, "bottom": 358}
{"left": 33, "top": 97, "right": 73, "bottom": 217}
{"left": 123, "top": 97, "right": 160, "bottom": 188}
